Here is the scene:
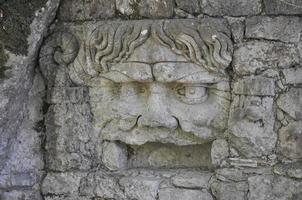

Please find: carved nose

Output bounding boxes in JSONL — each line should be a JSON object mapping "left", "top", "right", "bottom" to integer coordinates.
{"left": 137, "top": 83, "right": 178, "bottom": 130}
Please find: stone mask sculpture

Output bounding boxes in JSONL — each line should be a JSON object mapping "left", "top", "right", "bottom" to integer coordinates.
{"left": 40, "top": 19, "right": 233, "bottom": 169}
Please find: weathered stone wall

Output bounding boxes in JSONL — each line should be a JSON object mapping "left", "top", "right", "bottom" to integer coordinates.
{"left": 0, "top": 0, "right": 302, "bottom": 200}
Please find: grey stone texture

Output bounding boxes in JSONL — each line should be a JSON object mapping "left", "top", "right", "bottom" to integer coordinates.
{"left": 226, "top": 17, "right": 245, "bottom": 43}
{"left": 248, "top": 175, "right": 302, "bottom": 200}
{"left": 264, "top": 0, "right": 302, "bottom": 15}
{"left": 0, "top": 0, "right": 61, "bottom": 199}
{"left": 58, "top": 0, "right": 115, "bottom": 21}
{"left": 201, "top": 0, "right": 262, "bottom": 16}
{"left": 159, "top": 188, "right": 213, "bottom": 200}
{"left": 175, "top": 0, "right": 201, "bottom": 14}
{"left": 246, "top": 16, "right": 302, "bottom": 43}
{"left": 1, "top": 0, "right": 302, "bottom": 199}
{"left": 233, "top": 41, "right": 300, "bottom": 76}
{"left": 138, "top": 0, "right": 174, "bottom": 18}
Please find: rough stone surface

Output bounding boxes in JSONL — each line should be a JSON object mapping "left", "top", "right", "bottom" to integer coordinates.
{"left": 171, "top": 171, "right": 212, "bottom": 188}
{"left": 226, "top": 17, "right": 245, "bottom": 43}
{"left": 281, "top": 67, "right": 302, "bottom": 85}
{"left": 246, "top": 16, "right": 302, "bottom": 43}
{"left": 211, "top": 180, "right": 248, "bottom": 200}
{"left": 58, "top": 0, "right": 115, "bottom": 21}
{"left": 202, "top": 0, "right": 262, "bottom": 16}
{"left": 102, "top": 141, "right": 128, "bottom": 171}
{"left": 233, "top": 76, "right": 276, "bottom": 96}
{"left": 228, "top": 95, "right": 277, "bottom": 157}
{"left": 278, "top": 121, "right": 302, "bottom": 160}
{"left": 158, "top": 188, "right": 213, "bottom": 200}
{"left": 0, "top": 0, "right": 60, "bottom": 199}
{"left": 42, "top": 172, "right": 86, "bottom": 196}
{"left": 0, "top": 190, "right": 42, "bottom": 200}
{"left": 274, "top": 161, "right": 302, "bottom": 179}
{"left": 211, "top": 139, "right": 229, "bottom": 167}
{"left": 116, "top": 0, "right": 135, "bottom": 15}
{"left": 233, "top": 41, "right": 300, "bottom": 76}
{"left": 175, "top": 0, "right": 201, "bottom": 14}
{"left": 277, "top": 88, "right": 302, "bottom": 120}
{"left": 248, "top": 175, "right": 302, "bottom": 200}
{"left": 79, "top": 172, "right": 125, "bottom": 199}
{"left": 119, "top": 176, "right": 161, "bottom": 200}
{"left": 138, "top": 0, "right": 174, "bottom": 18}
{"left": 264, "top": 0, "right": 302, "bottom": 15}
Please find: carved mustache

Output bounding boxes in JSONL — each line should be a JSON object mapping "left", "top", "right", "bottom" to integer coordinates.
{"left": 109, "top": 116, "right": 217, "bottom": 142}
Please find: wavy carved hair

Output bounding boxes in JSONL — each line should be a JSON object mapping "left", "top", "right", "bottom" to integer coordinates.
{"left": 87, "top": 20, "right": 233, "bottom": 75}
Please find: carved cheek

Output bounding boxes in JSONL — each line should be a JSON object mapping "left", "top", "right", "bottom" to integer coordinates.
{"left": 113, "top": 84, "right": 146, "bottom": 118}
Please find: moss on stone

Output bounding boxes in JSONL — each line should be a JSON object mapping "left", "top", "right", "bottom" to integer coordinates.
{"left": 0, "top": 0, "right": 47, "bottom": 56}
{"left": 130, "top": 0, "right": 142, "bottom": 19}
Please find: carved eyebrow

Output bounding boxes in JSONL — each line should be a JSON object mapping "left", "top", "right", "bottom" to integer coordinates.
{"left": 153, "top": 62, "right": 227, "bottom": 83}
{"left": 175, "top": 71, "right": 227, "bottom": 83}
{"left": 102, "top": 62, "right": 154, "bottom": 83}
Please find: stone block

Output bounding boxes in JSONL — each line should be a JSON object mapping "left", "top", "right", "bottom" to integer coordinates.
{"left": 278, "top": 121, "right": 302, "bottom": 160}
{"left": 0, "top": 128, "right": 44, "bottom": 175}
{"left": 0, "top": 190, "right": 42, "bottom": 200}
{"left": 274, "top": 161, "right": 302, "bottom": 179}
{"left": 246, "top": 16, "right": 302, "bottom": 43}
{"left": 45, "top": 196, "right": 90, "bottom": 200}
{"left": 0, "top": 172, "right": 39, "bottom": 188}
{"left": 116, "top": 0, "right": 134, "bottom": 15}
{"left": 79, "top": 172, "right": 124, "bottom": 199}
{"left": 138, "top": 0, "right": 174, "bottom": 18}
{"left": 159, "top": 188, "right": 213, "bottom": 200}
{"left": 281, "top": 67, "right": 302, "bottom": 85}
{"left": 233, "top": 76, "right": 275, "bottom": 96}
{"left": 102, "top": 141, "right": 128, "bottom": 171}
{"left": 175, "top": 0, "right": 201, "bottom": 14}
{"left": 233, "top": 41, "right": 300, "bottom": 76}
{"left": 119, "top": 176, "right": 161, "bottom": 200}
{"left": 211, "top": 139, "right": 229, "bottom": 167}
{"left": 228, "top": 96, "right": 277, "bottom": 157}
{"left": 42, "top": 172, "right": 86, "bottom": 195}
{"left": 248, "top": 175, "right": 302, "bottom": 200}
{"left": 171, "top": 171, "right": 212, "bottom": 189}
{"left": 45, "top": 103, "right": 100, "bottom": 171}
{"left": 58, "top": 0, "right": 115, "bottom": 21}
{"left": 215, "top": 168, "right": 247, "bottom": 182}
{"left": 277, "top": 88, "right": 302, "bottom": 120}
{"left": 226, "top": 17, "right": 245, "bottom": 43}
{"left": 264, "top": 0, "right": 302, "bottom": 15}
{"left": 210, "top": 180, "right": 248, "bottom": 200}
{"left": 202, "top": 0, "right": 262, "bottom": 16}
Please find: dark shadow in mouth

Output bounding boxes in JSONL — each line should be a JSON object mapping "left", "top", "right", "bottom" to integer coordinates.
{"left": 126, "top": 141, "right": 213, "bottom": 170}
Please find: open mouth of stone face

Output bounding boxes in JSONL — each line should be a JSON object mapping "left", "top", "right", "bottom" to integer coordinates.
{"left": 126, "top": 142, "right": 213, "bottom": 169}
{"left": 101, "top": 120, "right": 216, "bottom": 170}
{"left": 102, "top": 140, "right": 214, "bottom": 170}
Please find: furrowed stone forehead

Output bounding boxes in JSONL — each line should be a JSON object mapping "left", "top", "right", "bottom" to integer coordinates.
{"left": 56, "top": 18, "right": 233, "bottom": 85}
{"left": 104, "top": 61, "right": 226, "bottom": 83}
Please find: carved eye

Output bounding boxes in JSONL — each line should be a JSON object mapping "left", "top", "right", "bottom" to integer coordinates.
{"left": 176, "top": 84, "right": 208, "bottom": 104}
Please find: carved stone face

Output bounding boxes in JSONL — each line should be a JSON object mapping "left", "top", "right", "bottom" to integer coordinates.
{"left": 39, "top": 19, "right": 233, "bottom": 169}
{"left": 90, "top": 38, "right": 231, "bottom": 146}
